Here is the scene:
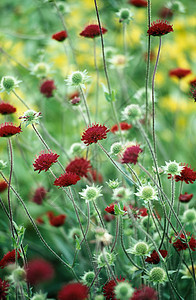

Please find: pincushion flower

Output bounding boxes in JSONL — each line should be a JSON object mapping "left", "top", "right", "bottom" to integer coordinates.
{"left": 112, "top": 186, "right": 132, "bottom": 201}
{"left": 80, "top": 24, "right": 107, "bottom": 38}
{"left": 105, "top": 203, "right": 127, "bottom": 215}
{"left": 0, "top": 278, "right": 9, "bottom": 300}
{"left": 58, "top": 282, "right": 89, "bottom": 300}
{"left": 40, "top": 80, "right": 56, "bottom": 97}
{"left": 110, "top": 122, "right": 132, "bottom": 134}
{"left": 131, "top": 285, "right": 158, "bottom": 300}
{"left": 65, "top": 157, "right": 91, "bottom": 178}
{"left": 32, "top": 187, "right": 47, "bottom": 205}
{"left": 190, "top": 84, "right": 196, "bottom": 102}
{"left": 48, "top": 211, "right": 66, "bottom": 227}
{"left": 110, "top": 142, "right": 123, "bottom": 156}
{"left": 52, "top": 30, "right": 68, "bottom": 42}
{"left": 19, "top": 110, "right": 41, "bottom": 127}
{"left": 81, "top": 123, "right": 109, "bottom": 146}
{"left": 145, "top": 250, "right": 168, "bottom": 264}
{"left": 103, "top": 277, "right": 125, "bottom": 300}
{"left": 122, "top": 104, "right": 142, "bottom": 122}
{"left": 121, "top": 145, "right": 143, "bottom": 164}
{"left": 173, "top": 164, "right": 196, "bottom": 184}
{"left": 26, "top": 258, "right": 54, "bottom": 285}
{"left": 0, "top": 122, "right": 22, "bottom": 137}
{"left": 114, "top": 281, "right": 134, "bottom": 300}
{"left": 0, "top": 180, "right": 8, "bottom": 193}
{"left": 147, "top": 20, "right": 173, "bottom": 36}
{"left": 116, "top": 8, "right": 134, "bottom": 24}
{"left": 54, "top": 172, "right": 80, "bottom": 187}
{"left": 65, "top": 70, "right": 90, "bottom": 89}
{"left": 0, "top": 101, "right": 16, "bottom": 115}
{"left": 171, "top": 233, "right": 196, "bottom": 251}
{"left": 149, "top": 267, "right": 167, "bottom": 284}
{"left": 30, "top": 62, "right": 51, "bottom": 78}
{"left": 179, "top": 192, "right": 193, "bottom": 203}
{"left": 169, "top": 68, "right": 191, "bottom": 79}
{"left": 81, "top": 271, "right": 95, "bottom": 287}
{"left": 128, "top": 241, "right": 150, "bottom": 256}
{"left": 0, "top": 76, "right": 22, "bottom": 93}
{"left": 182, "top": 209, "right": 196, "bottom": 224}
{"left": 0, "top": 250, "right": 20, "bottom": 269}
{"left": 33, "top": 150, "right": 59, "bottom": 173}
{"left": 162, "top": 160, "right": 183, "bottom": 176}
{"left": 135, "top": 184, "right": 158, "bottom": 202}
{"left": 129, "top": 0, "right": 147, "bottom": 7}
{"left": 79, "top": 184, "right": 102, "bottom": 202}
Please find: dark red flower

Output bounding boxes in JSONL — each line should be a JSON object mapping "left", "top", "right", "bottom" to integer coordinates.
{"left": 32, "top": 187, "right": 47, "bottom": 205}
{"left": 36, "top": 217, "right": 44, "bottom": 225}
{"left": 104, "top": 214, "right": 115, "bottom": 222}
{"left": 159, "top": 7, "right": 173, "bottom": 19}
{"left": 131, "top": 285, "right": 158, "bottom": 300}
{"left": 129, "top": 0, "right": 147, "bottom": 7}
{"left": 179, "top": 192, "right": 193, "bottom": 203}
{"left": 190, "top": 78, "right": 196, "bottom": 86}
{"left": 0, "top": 278, "right": 9, "bottom": 300}
{"left": 172, "top": 233, "right": 196, "bottom": 251}
{"left": 174, "top": 164, "right": 196, "bottom": 184}
{"left": 54, "top": 172, "right": 80, "bottom": 187}
{"left": 139, "top": 207, "right": 148, "bottom": 217}
{"left": 0, "top": 122, "right": 22, "bottom": 137}
{"left": 40, "top": 80, "right": 56, "bottom": 98}
{"left": 48, "top": 211, "right": 66, "bottom": 227}
{"left": 81, "top": 123, "right": 109, "bottom": 146}
{"left": 33, "top": 150, "right": 59, "bottom": 173}
{"left": 189, "top": 236, "right": 196, "bottom": 251}
{"left": 68, "top": 91, "right": 80, "bottom": 100}
{"left": 169, "top": 68, "right": 191, "bottom": 79}
{"left": 52, "top": 30, "right": 68, "bottom": 42}
{"left": 110, "top": 122, "right": 132, "bottom": 134}
{"left": 0, "top": 180, "right": 8, "bottom": 193}
{"left": 80, "top": 24, "right": 107, "bottom": 38}
{"left": 121, "top": 145, "right": 143, "bottom": 164}
{"left": 105, "top": 203, "right": 127, "bottom": 215}
{"left": 58, "top": 282, "right": 89, "bottom": 300}
{"left": 65, "top": 157, "right": 91, "bottom": 178}
{"left": 88, "top": 169, "right": 103, "bottom": 183}
{"left": 103, "top": 277, "right": 125, "bottom": 300}
{"left": 26, "top": 258, "right": 54, "bottom": 285}
{"left": 147, "top": 20, "right": 173, "bottom": 36}
{"left": 0, "top": 101, "right": 16, "bottom": 115}
{"left": 145, "top": 250, "right": 168, "bottom": 264}
{"left": 0, "top": 250, "right": 20, "bottom": 269}
{"left": 190, "top": 84, "right": 196, "bottom": 102}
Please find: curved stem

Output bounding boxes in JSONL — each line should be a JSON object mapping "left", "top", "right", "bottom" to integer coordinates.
{"left": 93, "top": 200, "right": 105, "bottom": 228}
{"left": 145, "top": 0, "right": 151, "bottom": 128}
{"left": 7, "top": 138, "right": 15, "bottom": 239}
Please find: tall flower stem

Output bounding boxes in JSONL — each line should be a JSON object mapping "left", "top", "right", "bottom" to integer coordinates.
{"left": 176, "top": 181, "right": 183, "bottom": 228}
{"left": 7, "top": 138, "right": 15, "bottom": 239}
{"left": 79, "top": 85, "right": 91, "bottom": 126}
{"left": 145, "top": 0, "right": 151, "bottom": 128}
{"left": 110, "top": 216, "right": 119, "bottom": 252}
{"left": 166, "top": 177, "right": 175, "bottom": 241}
{"left": 93, "top": 38, "right": 100, "bottom": 121}
{"left": 93, "top": 200, "right": 105, "bottom": 229}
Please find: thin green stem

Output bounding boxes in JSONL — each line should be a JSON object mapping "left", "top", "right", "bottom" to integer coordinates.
{"left": 145, "top": 0, "right": 151, "bottom": 128}
{"left": 93, "top": 38, "right": 100, "bottom": 121}
{"left": 7, "top": 138, "right": 15, "bottom": 239}
{"left": 79, "top": 85, "right": 91, "bottom": 126}
{"left": 93, "top": 200, "right": 105, "bottom": 228}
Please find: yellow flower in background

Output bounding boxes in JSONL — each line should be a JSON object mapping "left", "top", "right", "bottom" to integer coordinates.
{"left": 160, "top": 96, "right": 196, "bottom": 113}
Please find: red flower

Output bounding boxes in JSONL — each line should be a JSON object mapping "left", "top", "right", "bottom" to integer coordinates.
{"left": 145, "top": 250, "right": 168, "bottom": 264}
{"left": 58, "top": 282, "right": 89, "bottom": 300}
{"left": 131, "top": 285, "right": 158, "bottom": 300}
{"left": 65, "top": 157, "right": 91, "bottom": 178}
{"left": 179, "top": 192, "right": 193, "bottom": 203}
{"left": 110, "top": 122, "right": 132, "bottom": 134}
{"left": 147, "top": 20, "right": 173, "bottom": 36}
{"left": 105, "top": 203, "right": 127, "bottom": 215}
{"left": 26, "top": 258, "right": 54, "bottom": 285}
{"left": 139, "top": 207, "right": 148, "bottom": 217}
{"left": 169, "top": 68, "right": 192, "bottom": 79}
{"left": 0, "top": 122, "right": 22, "bottom": 138}
{"left": 0, "top": 101, "right": 16, "bottom": 115}
{"left": 32, "top": 187, "right": 47, "bottom": 205}
{"left": 172, "top": 233, "right": 196, "bottom": 251}
{"left": 48, "top": 211, "right": 66, "bottom": 227}
{"left": 103, "top": 277, "right": 125, "bottom": 300}
{"left": 54, "top": 172, "right": 80, "bottom": 187}
{"left": 129, "top": 0, "right": 147, "bottom": 7}
{"left": 52, "top": 30, "right": 68, "bottom": 42}
{"left": 0, "top": 278, "right": 9, "bottom": 300}
{"left": 81, "top": 123, "right": 109, "bottom": 146}
{"left": 174, "top": 164, "right": 196, "bottom": 184}
{"left": 190, "top": 78, "right": 196, "bottom": 86}
{"left": 190, "top": 84, "right": 196, "bottom": 102}
{"left": 68, "top": 91, "right": 80, "bottom": 100}
{"left": 121, "top": 145, "right": 143, "bottom": 164}
{"left": 189, "top": 236, "right": 196, "bottom": 251}
{"left": 80, "top": 24, "right": 107, "bottom": 38}
{"left": 88, "top": 169, "right": 103, "bottom": 183}
{"left": 0, "top": 180, "right": 8, "bottom": 193}
{"left": 36, "top": 217, "right": 44, "bottom": 225}
{"left": 40, "top": 80, "right": 56, "bottom": 98}
{"left": 0, "top": 250, "right": 20, "bottom": 269}
{"left": 33, "top": 150, "right": 59, "bottom": 173}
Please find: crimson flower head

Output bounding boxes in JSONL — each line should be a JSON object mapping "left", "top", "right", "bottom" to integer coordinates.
{"left": 0, "top": 180, "right": 8, "bottom": 193}
{"left": 0, "top": 122, "right": 22, "bottom": 138}
{"left": 173, "top": 164, "right": 196, "bottom": 184}
{"left": 80, "top": 24, "right": 107, "bottom": 38}
{"left": 58, "top": 282, "right": 89, "bottom": 300}
{"left": 190, "top": 84, "right": 196, "bottom": 102}
{"left": 52, "top": 30, "right": 68, "bottom": 42}
{"left": 110, "top": 122, "right": 132, "bottom": 134}
{"left": 0, "top": 101, "right": 16, "bottom": 115}
{"left": 169, "top": 68, "right": 191, "bottom": 79}
{"left": 48, "top": 211, "right": 66, "bottom": 227}
{"left": 54, "top": 172, "right": 80, "bottom": 187}
{"left": 131, "top": 285, "right": 158, "bottom": 300}
{"left": 139, "top": 207, "right": 148, "bottom": 217}
{"left": 105, "top": 203, "right": 127, "bottom": 215}
{"left": 33, "top": 150, "right": 59, "bottom": 173}
{"left": 40, "top": 80, "right": 56, "bottom": 98}
{"left": 171, "top": 232, "right": 196, "bottom": 251}
{"left": 32, "top": 186, "right": 47, "bottom": 205}
{"left": 0, "top": 250, "right": 20, "bottom": 269}
{"left": 147, "top": 20, "right": 173, "bottom": 36}
{"left": 65, "top": 157, "right": 91, "bottom": 178}
{"left": 0, "top": 278, "right": 9, "bottom": 300}
{"left": 103, "top": 277, "right": 125, "bottom": 300}
{"left": 122, "top": 145, "right": 143, "bottom": 164}
{"left": 179, "top": 192, "right": 193, "bottom": 203}
{"left": 26, "top": 258, "right": 54, "bottom": 285}
{"left": 81, "top": 123, "right": 109, "bottom": 146}
{"left": 145, "top": 250, "right": 168, "bottom": 264}
{"left": 129, "top": 0, "right": 147, "bottom": 7}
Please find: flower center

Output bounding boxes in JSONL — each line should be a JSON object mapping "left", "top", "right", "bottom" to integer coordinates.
{"left": 71, "top": 72, "right": 83, "bottom": 85}
{"left": 142, "top": 187, "right": 153, "bottom": 199}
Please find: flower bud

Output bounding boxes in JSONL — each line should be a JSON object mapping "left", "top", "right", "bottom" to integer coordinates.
{"left": 115, "top": 282, "right": 134, "bottom": 300}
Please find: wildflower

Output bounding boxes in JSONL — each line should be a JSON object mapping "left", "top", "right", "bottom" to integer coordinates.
{"left": 48, "top": 212, "right": 66, "bottom": 227}
{"left": 103, "top": 277, "right": 125, "bottom": 300}
{"left": 33, "top": 150, "right": 59, "bottom": 173}
{"left": 81, "top": 123, "right": 109, "bottom": 146}
{"left": 110, "top": 122, "right": 132, "bottom": 134}
{"left": 106, "top": 179, "right": 121, "bottom": 189}
{"left": 173, "top": 164, "right": 196, "bottom": 184}
{"left": 116, "top": 8, "right": 134, "bottom": 24}
{"left": 97, "top": 251, "right": 115, "bottom": 268}
{"left": 108, "top": 55, "right": 131, "bottom": 69}
{"left": 0, "top": 278, "right": 9, "bottom": 300}
{"left": 162, "top": 160, "right": 183, "bottom": 176}
{"left": 182, "top": 209, "right": 196, "bottom": 224}
{"left": 32, "top": 186, "right": 47, "bottom": 205}
{"left": 0, "top": 180, "right": 8, "bottom": 193}
{"left": 11, "top": 267, "right": 26, "bottom": 283}
{"left": 68, "top": 228, "right": 82, "bottom": 240}
{"left": 139, "top": 207, "right": 148, "bottom": 217}
{"left": 40, "top": 80, "right": 56, "bottom": 98}
{"left": 19, "top": 110, "right": 41, "bottom": 127}
{"left": 128, "top": 241, "right": 150, "bottom": 256}
{"left": 131, "top": 285, "right": 158, "bottom": 300}
{"left": 121, "top": 145, "right": 143, "bottom": 164}
{"left": 180, "top": 265, "right": 196, "bottom": 280}
{"left": 95, "top": 228, "right": 113, "bottom": 246}
{"left": 31, "top": 62, "right": 51, "bottom": 78}
{"left": 0, "top": 250, "right": 20, "bottom": 269}
{"left": 68, "top": 91, "right": 80, "bottom": 100}
{"left": 58, "top": 282, "right": 89, "bottom": 300}
{"left": 54, "top": 172, "right": 80, "bottom": 187}
{"left": 0, "top": 76, "right": 22, "bottom": 93}
{"left": 190, "top": 84, "right": 196, "bottom": 102}
{"left": 70, "top": 142, "right": 85, "bottom": 156}
{"left": 179, "top": 192, "right": 193, "bottom": 203}
{"left": 147, "top": 20, "right": 173, "bottom": 36}
{"left": 145, "top": 250, "right": 168, "bottom": 264}
{"left": 81, "top": 271, "right": 95, "bottom": 287}
{"left": 79, "top": 184, "right": 102, "bottom": 202}
{"left": 105, "top": 203, "right": 127, "bottom": 215}
{"left": 0, "top": 122, "right": 22, "bottom": 137}
{"left": 149, "top": 267, "right": 166, "bottom": 284}
{"left": 65, "top": 157, "right": 91, "bottom": 178}
{"left": 112, "top": 187, "right": 132, "bottom": 201}
{"left": 169, "top": 68, "right": 191, "bottom": 79}
{"left": 190, "top": 78, "right": 196, "bottom": 86}
{"left": 172, "top": 233, "right": 196, "bottom": 251}
{"left": 31, "top": 292, "right": 48, "bottom": 300}
{"left": 114, "top": 281, "right": 134, "bottom": 300}
{"left": 129, "top": 0, "right": 147, "bottom": 7}
{"left": 71, "top": 96, "right": 80, "bottom": 105}
{"left": 80, "top": 24, "right": 107, "bottom": 38}
{"left": 65, "top": 70, "right": 90, "bottom": 89}
{"left": 36, "top": 217, "right": 44, "bottom": 225}
{"left": 110, "top": 142, "right": 123, "bottom": 156}
{"left": 135, "top": 184, "right": 158, "bottom": 201}
{"left": 0, "top": 101, "right": 16, "bottom": 115}
{"left": 122, "top": 104, "right": 142, "bottom": 121}
{"left": 26, "top": 258, "right": 54, "bottom": 285}
{"left": 52, "top": 30, "right": 68, "bottom": 42}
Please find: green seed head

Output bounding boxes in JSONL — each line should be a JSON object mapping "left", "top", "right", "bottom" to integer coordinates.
{"left": 183, "top": 209, "right": 196, "bottom": 223}
{"left": 71, "top": 72, "right": 83, "bottom": 85}
{"left": 111, "top": 142, "right": 122, "bottom": 155}
{"left": 120, "top": 9, "right": 130, "bottom": 20}
{"left": 12, "top": 267, "right": 26, "bottom": 283}
{"left": 149, "top": 267, "right": 166, "bottom": 283}
{"left": 115, "top": 282, "right": 134, "bottom": 300}
{"left": 86, "top": 188, "right": 97, "bottom": 200}
{"left": 134, "top": 241, "right": 149, "bottom": 255}
{"left": 167, "top": 163, "right": 178, "bottom": 174}
{"left": 142, "top": 186, "right": 153, "bottom": 199}
{"left": 2, "top": 77, "right": 15, "bottom": 91}
{"left": 82, "top": 271, "right": 95, "bottom": 286}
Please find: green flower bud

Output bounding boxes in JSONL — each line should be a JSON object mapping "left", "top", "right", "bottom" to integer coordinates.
{"left": 149, "top": 267, "right": 166, "bottom": 283}
{"left": 115, "top": 282, "right": 134, "bottom": 300}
